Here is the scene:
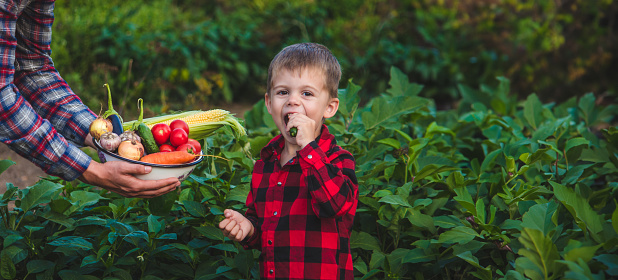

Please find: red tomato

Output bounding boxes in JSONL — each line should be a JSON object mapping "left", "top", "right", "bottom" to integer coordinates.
{"left": 151, "top": 123, "right": 171, "bottom": 145}
{"left": 159, "top": 144, "right": 174, "bottom": 152}
{"left": 169, "top": 128, "right": 188, "bottom": 147}
{"left": 176, "top": 143, "right": 196, "bottom": 154}
{"left": 186, "top": 138, "right": 202, "bottom": 155}
{"left": 169, "top": 119, "right": 189, "bottom": 135}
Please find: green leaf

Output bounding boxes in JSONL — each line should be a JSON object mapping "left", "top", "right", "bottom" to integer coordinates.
{"left": 475, "top": 199, "right": 487, "bottom": 224}
{"left": 385, "top": 248, "right": 409, "bottom": 275}
{"left": 480, "top": 149, "right": 501, "bottom": 173}
{"left": 438, "top": 226, "right": 479, "bottom": 244}
{"left": 565, "top": 137, "right": 590, "bottom": 153}
{"left": 521, "top": 202, "right": 558, "bottom": 236}
{"left": 360, "top": 95, "right": 429, "bottom": 131}
{"left": 1, "top": 246, "right": 26, "bottom": 265}
{"left": 148, "top": 215, "right": 163, "bottom": 234}
{"left": 561, "top": 164, "right": 594, "bottom": 184}
{"left": 401, "top": 248, "right": 433, "bottom": 264}
{"left": 563, "top": 244, "right": 602, "bottom": 263}
{"left": 148, "top": 191, "right": 177, "bottom": 216}
{"left": 523, "top": 94, "right": 543, "bottom": 130}
{"left": 226, "top": 184, "right": 250, "bottom": 203}
{"left": 406, "top": 208, "right": 436, "bottom": 233}
{"left": 49, "top": 236, "right": 94, "bottom": 251}
{"left": 425, "top": 122, "right": 456, "bottom": 139}
{"left": 183, "top": 200, "right": 207, "bottom": 218}
{"left": 454, "top": 187, "right": 476, "bottom": 215}
{"left": 551, "top": 181, "right": 603, "bottom": 234}
{"left": 20, "top": 180, "right": 62, "bottom": 213}
{"left": 515, "top": 228, "right": 560, "bottom": 280}
{"left": 350, "top": 231, "right": 381, "bottom": 252}
{"left": 434, "top": 215, "right": 462, "bottom": 229}
{"left": 386, "top": 66, "right": 424, "bottom": 97}
{"left": 81, "top": 255, "right": 99, "bottom": 267}
{"left": 377, "top": 138, "right": 401, "bottom": 149}
{"left": 68, "top": 191, "right": 104, "bottom": 214}
{"left": 195, "top": 226, "right": 224, "bottom": 241}
{"left": 354, "top": 258, "right": 368, "bottom": 274}
{"left": 0, "top": 159, "right": 15, "bottom": 176}
{"left": 578, "top": 93, "right": 597, "bottom": 125}
{"left": 123, "top": 231, "right": 149, "bottom": 246}
{"left": 457, "top": 251, "right": 492, "bottom": 280}
{"left": 337, "top": 80, "right": 361, "bottom": 121}
{"left": 453, "top": 240, "right": 486, "bottom": 256}
{"left": 3, "top": 235, "right": 23, "bottom": 248}
{"left": 379, "top": 195, "right": 412, "bottom": 208}
{"left": 26, "top": 260, "right": 55, "bottom": 274}
{"left": 0, "top": 253, "right": 16, "bottom": 279}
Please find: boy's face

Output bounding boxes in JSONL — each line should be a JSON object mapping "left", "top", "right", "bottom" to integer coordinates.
{"left": 265, "top": 67, "right": 339, "bottom": 143}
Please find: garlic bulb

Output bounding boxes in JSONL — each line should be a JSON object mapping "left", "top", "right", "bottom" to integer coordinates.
{"left": 100, "top": 132, "right": 121, "bottom": 152}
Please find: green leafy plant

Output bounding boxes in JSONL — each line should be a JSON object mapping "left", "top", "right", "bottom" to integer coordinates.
{"left": 2, "top": 68, "right": 617, "bottom": 279}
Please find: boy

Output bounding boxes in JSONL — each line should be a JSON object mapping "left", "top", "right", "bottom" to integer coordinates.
{"left": 219, "top": 43, "right": 358, "bottom": 280}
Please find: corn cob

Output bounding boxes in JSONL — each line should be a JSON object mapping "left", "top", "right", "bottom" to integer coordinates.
{"left": 123, "top": 109, "right": 246, "bottom": 141}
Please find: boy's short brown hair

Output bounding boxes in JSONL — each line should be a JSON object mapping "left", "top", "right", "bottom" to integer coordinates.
{"left": 267, "top": 42, "right": 341, "bottom": 99}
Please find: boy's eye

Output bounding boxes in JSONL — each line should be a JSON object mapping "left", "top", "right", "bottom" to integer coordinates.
{"left": 277, "top": 90, "right": 289, "bottom": 95}
{"left": 302, "top": 91, "right": 313, "bottom": 96}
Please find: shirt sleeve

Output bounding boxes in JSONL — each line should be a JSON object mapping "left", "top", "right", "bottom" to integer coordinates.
{"left": 298, "top": 141, "right": 359, "bottom": 218}
{"left": 0, "top": 1, "right": 96, "bottom": 181}
{"left": 240, "top": 179, "right": 261, "bottom": 249}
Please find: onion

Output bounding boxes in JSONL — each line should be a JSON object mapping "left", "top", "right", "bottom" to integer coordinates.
{"left": 89, "top": 117, "right": 113, "bottom": 140}
{"left": 118, "top": 140, "right": 145, "bottom": 161}
{"left": 100, "top": 132, "right": 121, "bottom": 152}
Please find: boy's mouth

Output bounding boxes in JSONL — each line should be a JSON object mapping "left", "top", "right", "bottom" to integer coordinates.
{"left": 284, "top": 113, "right": 292, "bottom": 126}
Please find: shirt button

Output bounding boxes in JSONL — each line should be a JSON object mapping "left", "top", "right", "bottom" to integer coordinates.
{"left": 308, "top": 155, "right": 313, "bottom": 159}
{"left": 269, "top": 269, "right": 274, "bottom": 274}
{"left": 277, "top": 182, "right": 282, "bottom": 186}
{"left": 273, "top": 211, "right": 278, "bottom": 216}
{"left": 268, "top": 240, "right": 273, "bottom": 245}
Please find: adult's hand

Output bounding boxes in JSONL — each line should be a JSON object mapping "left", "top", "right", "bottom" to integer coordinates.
{"left": 79, "top": 160, "right": 180, "bottom": 198}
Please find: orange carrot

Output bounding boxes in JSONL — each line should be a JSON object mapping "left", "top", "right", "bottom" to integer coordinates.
{"left": 139, "top": 151, "right": 198, "bottom": 165}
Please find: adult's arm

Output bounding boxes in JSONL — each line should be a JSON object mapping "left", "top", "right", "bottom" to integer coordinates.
{"left": 1, "top": 1, "right": 180, "bottom": 197}
{"left": 0, "top": 0, "right": 94, "bottom": 181}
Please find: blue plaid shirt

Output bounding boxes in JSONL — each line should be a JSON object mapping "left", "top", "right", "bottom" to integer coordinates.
{"left": 0, "top": 0, "right": 96, "bottom": 181}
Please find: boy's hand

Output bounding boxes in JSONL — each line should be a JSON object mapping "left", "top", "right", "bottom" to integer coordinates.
{"left": 219, "top": 209, "right": 254, "bottom": 242}
{"left": 287, "top": 113, "right": 316, "bottom": 148}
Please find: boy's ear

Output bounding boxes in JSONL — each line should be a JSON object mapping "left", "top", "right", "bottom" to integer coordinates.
{"left": 323, "top": 98, "right": 339, "bottom": 119}
{"left": 264, "top": 92, "right": 272, "bottom": 115}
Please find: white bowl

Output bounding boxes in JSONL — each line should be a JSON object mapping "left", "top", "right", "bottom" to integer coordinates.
{"left": 93, "top": 140, "right": 203, "bottom": 181}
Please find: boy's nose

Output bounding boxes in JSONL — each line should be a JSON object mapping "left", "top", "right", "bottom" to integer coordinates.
{"left": 287, "top": 93, "right": 301, "bottom": 105}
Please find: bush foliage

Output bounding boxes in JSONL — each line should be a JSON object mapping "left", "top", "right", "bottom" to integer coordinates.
{"left": 1, "top": 69, "right": 617, "bottom": 279}
{"left": 51, "top": 0, "right": 617, "bottom": 117}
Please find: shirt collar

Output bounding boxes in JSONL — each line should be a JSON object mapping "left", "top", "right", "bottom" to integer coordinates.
{"left": 260, "top": 124, "right": 335, "bottom": 162}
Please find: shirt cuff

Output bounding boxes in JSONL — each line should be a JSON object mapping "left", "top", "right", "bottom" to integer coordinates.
{"left": 46, "top": 144, "right": 92, "bottom": 181}
{"left": 240, "top": 216, "right": 260, "bottom": 249}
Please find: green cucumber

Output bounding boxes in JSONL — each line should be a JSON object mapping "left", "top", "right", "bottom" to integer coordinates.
{"left": 138, "top": 123, "right": 159, "bottom": 154}
{"left": 133, "top": 98, "right": 159, "bottom": 154}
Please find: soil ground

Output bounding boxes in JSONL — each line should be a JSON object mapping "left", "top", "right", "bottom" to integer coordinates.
{"left": 0, "top": 102, "right": 253, "bottom": 194}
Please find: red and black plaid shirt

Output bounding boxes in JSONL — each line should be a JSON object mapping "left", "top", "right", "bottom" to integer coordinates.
{"left": 242, "top": 125, "right": 358, "bottom": 280}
